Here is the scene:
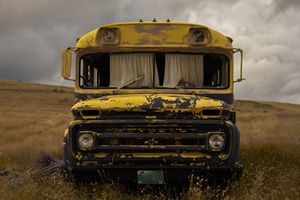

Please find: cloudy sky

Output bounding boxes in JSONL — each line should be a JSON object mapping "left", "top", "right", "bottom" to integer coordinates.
{"left": 0, "top": 0, "right": 299, "bottom": 104}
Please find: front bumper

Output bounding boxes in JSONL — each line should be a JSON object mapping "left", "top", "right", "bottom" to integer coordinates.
{"left": 64, "top": 119, "right": 242, "bottom": 182}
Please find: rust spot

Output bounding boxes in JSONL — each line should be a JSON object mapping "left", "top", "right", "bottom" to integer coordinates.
{"left": 136, "top": 38, "right": 150, "bottom": 45}
{"left": 140, "top": 95, "right": 197, "bottom": 110}
{"left": 152, "top": 40, "right": 162, "bottom": 45}
{"left": 134, "top": 24, "right": 174, "bottom": 34}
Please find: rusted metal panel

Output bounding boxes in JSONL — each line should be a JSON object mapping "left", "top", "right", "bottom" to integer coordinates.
{"left": 72, "top": 93, "right": 229, "bottom": 114}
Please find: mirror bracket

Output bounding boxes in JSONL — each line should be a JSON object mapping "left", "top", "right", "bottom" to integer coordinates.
{"left": 233, "top": 48, "right": 245, "bottom": 83}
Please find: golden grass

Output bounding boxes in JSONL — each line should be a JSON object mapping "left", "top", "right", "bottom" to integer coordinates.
{"left": 0, "top": 80, "right": 299, "bottom": 199}
{"left": 0, "top": 80, "right": 73, "bottom": 168}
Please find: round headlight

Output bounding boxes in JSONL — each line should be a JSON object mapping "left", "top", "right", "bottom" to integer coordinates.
{"left": 208, "top": 133, "right": 225, "bottom": 151}
{"left": 78, "top": 133, "right": 94, "bottom": 149}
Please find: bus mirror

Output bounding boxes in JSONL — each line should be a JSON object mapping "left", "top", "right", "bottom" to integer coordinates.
{"left": 233, "top": 48, "right": 245, "bottom": 83}
{"left": 61, "top": 48, "right": 72, "bottom": 79}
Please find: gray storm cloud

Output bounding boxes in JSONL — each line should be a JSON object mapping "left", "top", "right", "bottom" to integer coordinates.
{"left": 0, "top": 0, "right": 299, "bottom": 104}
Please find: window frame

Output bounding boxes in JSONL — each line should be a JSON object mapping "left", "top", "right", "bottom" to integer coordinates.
{"left": 78, "top": 52, "right": 231, "bottom": 90}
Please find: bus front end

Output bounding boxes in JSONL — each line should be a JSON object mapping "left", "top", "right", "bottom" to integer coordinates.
{"left": 61, "top": 21, "right": 244, "bottom": 184}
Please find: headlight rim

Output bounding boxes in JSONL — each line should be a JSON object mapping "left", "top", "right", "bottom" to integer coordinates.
{"left": 77, "top": 131, "right": 95, "bottom": 150}
{"left": 207, "top": 132, "right": 226, "bottom": 151}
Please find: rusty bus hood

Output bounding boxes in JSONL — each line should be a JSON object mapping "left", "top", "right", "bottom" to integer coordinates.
{"left": 72, "top": 94, "right": 230, "bottom": 115}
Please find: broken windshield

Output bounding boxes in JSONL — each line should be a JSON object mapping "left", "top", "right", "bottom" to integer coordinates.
{"left": 79, "top": 52, "right": 229, "bottom": 89}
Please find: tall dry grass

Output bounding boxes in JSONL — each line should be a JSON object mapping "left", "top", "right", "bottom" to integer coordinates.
{"left": 0, "top": 80, "right": 299, "bottom": 199}
{"left": 0, "top": 80, "right": 73, "bottom": 169}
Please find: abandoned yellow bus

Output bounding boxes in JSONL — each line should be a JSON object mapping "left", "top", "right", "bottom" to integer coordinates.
{"left": 61, "top": 20, "right": 244, "bottom": 184}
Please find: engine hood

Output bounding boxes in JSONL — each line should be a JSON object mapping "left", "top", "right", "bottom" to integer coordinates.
{"left": 72, "top": 94, "right": 231, "bottom": 117}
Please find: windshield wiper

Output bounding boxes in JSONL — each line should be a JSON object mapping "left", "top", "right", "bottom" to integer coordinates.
{"left": 117, "top": 76, "right": 144, "bottom": 89}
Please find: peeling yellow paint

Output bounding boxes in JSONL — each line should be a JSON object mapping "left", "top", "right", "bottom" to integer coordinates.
{"left": 75, "top": 153, "right": 82, "bottom": 161}
{"left": 145, "top": 115, "right": 157, "bottom": 119}
{"left": 82, "top": 161, "right": 98, "bottom": 165}
{"left": 72, "top": 93, "right": 226, "bottom": 114}
{"left": 117, "top": 152, "right": 211, "bottom": 159}
{"left": 180, "top": 152, "right": 211, "bottom": 159}
{"left": 218, "top": 153, "right": 228, "bottom": 160}
{"left": 94, "top": 153, "right": 108, "bottom": 158}
{"left": 75, "top": 22, "right": 232, "bottom": 49}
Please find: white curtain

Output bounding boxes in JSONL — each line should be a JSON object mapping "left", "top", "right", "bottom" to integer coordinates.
{"left": 163, "top": 54, "right": 204, "bottom": 88}
{"left": 109, "top": 53, "right": 158, "bottom": 88}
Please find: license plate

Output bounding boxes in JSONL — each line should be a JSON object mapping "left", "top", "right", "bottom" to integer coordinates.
{"left": 137, "top": 170, "right": 165, "bottom": 184}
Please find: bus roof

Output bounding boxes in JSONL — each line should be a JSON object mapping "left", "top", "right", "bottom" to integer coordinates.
{"left": 75, "top": 21, "right": 233, "bottom": 49}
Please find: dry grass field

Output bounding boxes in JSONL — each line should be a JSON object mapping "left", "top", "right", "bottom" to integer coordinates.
{"left": 0, "top": 80, "right": 299, "bottom": 199}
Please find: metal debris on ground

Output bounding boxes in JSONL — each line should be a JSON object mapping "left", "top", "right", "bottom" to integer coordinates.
{"left": 9, "top": 156, "right": 65, "bottom": 187}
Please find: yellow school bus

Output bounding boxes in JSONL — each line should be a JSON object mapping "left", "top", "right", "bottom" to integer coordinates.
{"left": 61, "top": 20, "right": 244, "bottom": 184}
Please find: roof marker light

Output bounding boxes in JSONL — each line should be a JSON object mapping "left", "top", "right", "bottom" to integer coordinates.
{"left": 189, "top": 28, "right": 211, "bottom": 45}
{"left": 97, "top": 28, "right": 119, "bottom": 45}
